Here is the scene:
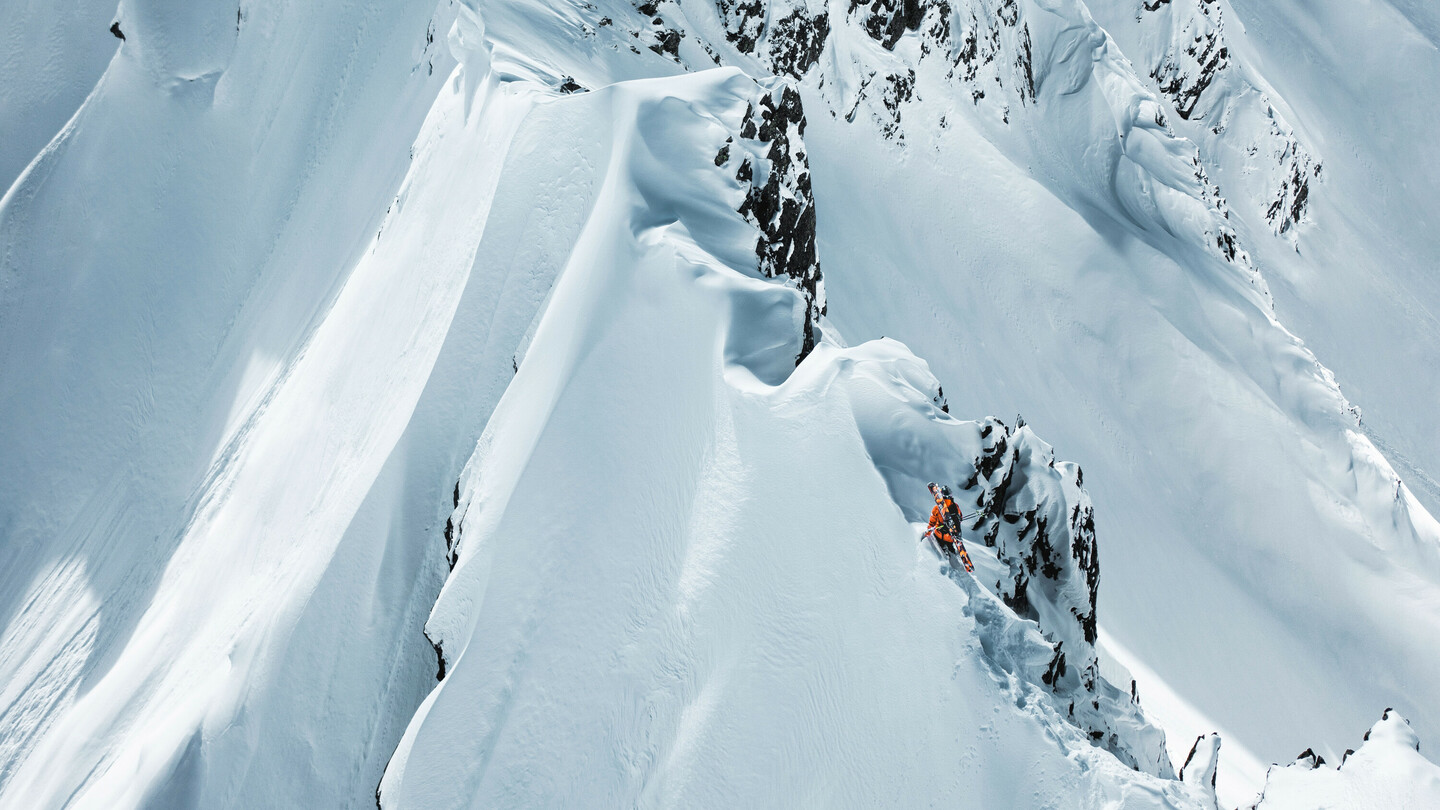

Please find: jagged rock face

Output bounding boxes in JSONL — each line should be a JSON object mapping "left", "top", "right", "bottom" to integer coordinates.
{"left": 963, "top": 417, "right": 1099, "bottom": 691}
{"left": 731, "top": 82, "right": 826, "bottom": 361}
{"left": 848, "top": 0, "right": 923, "bottom": 51}
{"left": 1132, "top": 0, "right": 1321, "bottom": 237}
{"left": 1263, "top": 120, "right": 1320, "bottom": 236}
{"left": 710, "top": 0, "right": 1037, "bottom": 129}
{"left": 1145, "top": 0, "right": 1228, "bottom": 121}
{"left": 837, "top": 0, "right": 1036, "bottom": 133}
{"left": 715, "top": 0, "right": 829, "bottom": 74}
{"left": 941, "top": 416, "right": 1172, "bottom": 777}
{"left": 768, "top": 10, "right": 832, "bottom": 77}
{"left": 685, "top": 0, "right": 1260, "bottom": 282}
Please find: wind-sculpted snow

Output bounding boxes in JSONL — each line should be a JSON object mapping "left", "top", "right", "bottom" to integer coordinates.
{"left": 841, "top": 384, "right": 1174, "bottom": 778}
{"left": 3, "top": 0, "right": 1440, "bottom": 806}
{"left": 0, "top": 0, "right": 117, "bottom": 191}
{"left": 0, "top": 2, "right": 543, "bottom": 805}
{"left": 1083, "top": 0, "right": 1321, "bottom": 240}
{"left": 379, "top": 63, "right": 1202, "bottom": 808}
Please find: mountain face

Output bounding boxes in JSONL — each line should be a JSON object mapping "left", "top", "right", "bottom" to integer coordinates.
{"left": 2, "top": 0, "right": 1439, "bottom": 808}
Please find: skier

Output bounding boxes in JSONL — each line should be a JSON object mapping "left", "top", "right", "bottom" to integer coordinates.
{"left": 924, "top": 483, "right": 957, "bottom": 551}
{"left": 924, "top": 482, "right": 975, "bottom": 572}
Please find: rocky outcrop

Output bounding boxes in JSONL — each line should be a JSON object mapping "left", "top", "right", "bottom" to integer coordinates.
{"left": 768, "top": 9, "right": 831, "bottom": 77}
{"left": 729, "top": 82, "right": 826, "bottom": 361}
{"left": 1249, "top": 710, "right": 1440, "bottom": 808}
{"left": 848, "top": 0, "right": 924, "bottom": 51}
{"left": 1180, "top": 733, "right": 1222, "bottom": 809}
{"left": 962, "top": 417, "right": 1099, "bottom": 690}
{"left": 1261, "top": 112, "right": 1320, "bottom": 236}
{"left": 943, "top": 416, "right": 1174, "bottom": 777}
{"left": 1146, "top": 0, "right": 1228, "bottom": 121}
{"left": 716, "top": 0, "right": 830, "bottom": 76}
{"left": 1137, "top": 0, "right": 1321, "bottom": 238}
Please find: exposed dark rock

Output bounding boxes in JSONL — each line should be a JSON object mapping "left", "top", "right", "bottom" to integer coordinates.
{"left": 997, "top": 0, "right": 1018, "bottom": 27}
{"left": 716, "top": 0, "right": 765, "bottom": 53}
{"left": 769, "top": 10, "right": 831, "bottom": 77}
{"left": 849, "top": 0, "right": 917, "bottom": 50}
{"left": 650, "top": 26, "right": 683, "bottom": 59}
{"left": 425, "top": 630, "right": 447, "bottom": 681}
{"left": 735, "top": 83, "right": 825, "bottom": 362}
{"left": 1042, "top": 642, "right": 1067, "bottom": 686}
{"left": 444, "top": 481, "right": 464, "bottom": 570}
{"left": 1015, "top": 24, "right": 1034, "bottom": 102}
{"left": 1147, "top": 0, "right": 1229, "bottom": 120}
{"left": 110, "top": 21, "right": 125, "bottom": 41}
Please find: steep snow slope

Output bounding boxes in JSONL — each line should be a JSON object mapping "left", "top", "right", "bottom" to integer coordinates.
{"left": 2, "top": 0, "right": 1439, "bottom": 807}
{"left": 1084, "top": 0, "right": 1440, "bottom": 522}
{"left": 1219, "top": 0, "right": 1440, "bottom": 521}
{"left": 378, "top": 63, "right": 1198, "bottom": 808}
{"left": 0, "top": 1, "right": 478, "bottom": 804}
{"left": 0, "top": 0, "right": 118, "bottom": 191}
{"left": 551, "top": 0, "right": 1440, "bottom": 800}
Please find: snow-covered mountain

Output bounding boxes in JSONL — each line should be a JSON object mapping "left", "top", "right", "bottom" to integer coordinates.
{"left": 2, "top": 0, "right": 1438, "bottom": 807}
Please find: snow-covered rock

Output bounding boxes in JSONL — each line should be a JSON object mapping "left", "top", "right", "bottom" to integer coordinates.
{"left": 379, "top": 65, "right": 1196, "bottom": 808}
{"left": 2, "top": 0, "right": 1440, "bottom": 806}
{"left": 1251, "top": 710, "right": 1440, "bottom": 809}
{"left": 1181, "top": 733, "right": 1222, "bottom": 809}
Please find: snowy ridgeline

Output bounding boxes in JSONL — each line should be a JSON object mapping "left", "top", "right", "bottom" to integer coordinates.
{"left": 378, "top": 26, "right": 1197, "bottom": 805}
{"left": 4, "top": 0, "right": 1440, "bottom": 806}
{"left": 483, "top": 0, "right": 1281, "bottom": 290}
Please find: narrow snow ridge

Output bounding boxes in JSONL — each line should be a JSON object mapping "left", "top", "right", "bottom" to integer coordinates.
{"left": 378, "top": 51, "right": 1202, "bottom": 808}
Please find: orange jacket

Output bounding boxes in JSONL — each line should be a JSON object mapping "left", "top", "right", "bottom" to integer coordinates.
{"left": 927, "top": 503, "right": 954, "bottom": 539}
{"left": 928, "top": 504, "right": 944, "bottom": 530}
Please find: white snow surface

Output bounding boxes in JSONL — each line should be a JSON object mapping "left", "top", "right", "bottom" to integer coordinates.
{"left": 379, "top": 63, "right": 1186, "bottom": 807}
{"left": 1252, "top": 711, "right": 1440, "bottom": 810}
{"left": 1, "top": 0, "right": 1439, "bottom": 807}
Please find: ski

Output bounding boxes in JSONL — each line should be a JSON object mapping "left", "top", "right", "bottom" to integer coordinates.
{"left": 939, "top": 485, "right": 975, "bottom": 573}
{"left": 924, "top": 533, "right": 967, "bottom": 573}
